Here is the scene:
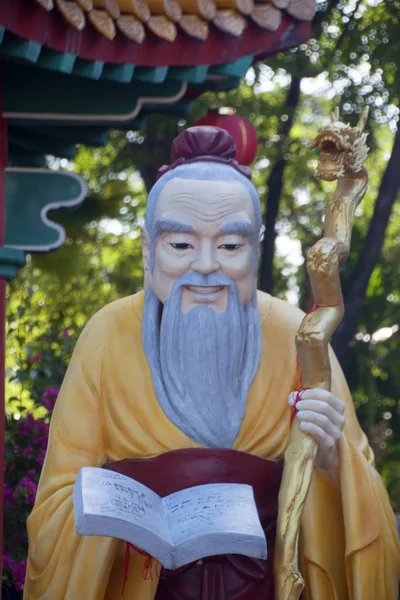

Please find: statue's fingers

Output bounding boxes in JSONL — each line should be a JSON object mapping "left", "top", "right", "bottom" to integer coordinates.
{"left": 299, "top": 389, "right": 345, "bottom": 415}
{"left": 299, "top": 420, "right": 338, "bottom": 450}
{"left": 297, "top": 409, "right": 342, "bottom": 440}
{"left": 296, "top": 399, "right": 345, "bottom": 431}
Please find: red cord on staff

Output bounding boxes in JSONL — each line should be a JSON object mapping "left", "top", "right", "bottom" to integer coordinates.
{"left": 290, "top": 388, "right": 311, "bottom": 425}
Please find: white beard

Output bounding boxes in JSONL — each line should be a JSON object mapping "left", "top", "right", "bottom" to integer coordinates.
{"left": 142, "top": 273, "right": 262, "bottom": 448}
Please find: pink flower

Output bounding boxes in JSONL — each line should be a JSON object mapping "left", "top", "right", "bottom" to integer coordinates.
{"left": 61, "top": 330, "right": 71, "bottom": 338}
{"left": 17, "top": 413, "right": 35, "bottom": 436}
{"left": 36, "top": 420, "right": 50, "bottom": 434}
{"left": 2, "top": 555, "right": 27, "bottom": 590}
{"left": 4, "top": 484, "right": 16, "bottom": 507}
{"left": 43, "top": 388, "right": 59, "bottom": 396}
{"left": 26, "top": 353, "right": 43, "bottom": 365}
{"left": 12, "top": 559, "right": 27, "bottom": 590}
{"left": 3, "top": 554, "right": 14, "bottom": 570}
{"left": 22, "top": 446, "right": 34, "bottom": 458}
{"left": 16, "top": 477, "right": 38, "bottom": 505}
{"left": 17, "top": 415, "right": 49, "bottom": 437}
{"left": 33, "top": 435, "right": 49, "bottom": 448}
{"left": 41, "top": 388, "right": 59, "bottom": 412}
{"left": 36, "top": 448, "right": 46, "bottom": 467}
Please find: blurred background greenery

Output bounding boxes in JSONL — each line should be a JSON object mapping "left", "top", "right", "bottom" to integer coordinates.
{"left": 5, "top": 0, "right": 400, "bottom": 525}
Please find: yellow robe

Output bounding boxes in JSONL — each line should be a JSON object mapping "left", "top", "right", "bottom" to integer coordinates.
{"left": 24, "top": 290, "right": 400, "bottom": 600}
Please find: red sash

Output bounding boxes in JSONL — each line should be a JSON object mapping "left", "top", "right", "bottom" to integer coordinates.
{"left": 104, "top": 448, "right": 283, "bottom": 600}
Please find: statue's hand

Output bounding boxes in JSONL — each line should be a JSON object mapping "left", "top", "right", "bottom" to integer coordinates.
{"left": 289, "top": 389, "right": 345, "bottom": 489}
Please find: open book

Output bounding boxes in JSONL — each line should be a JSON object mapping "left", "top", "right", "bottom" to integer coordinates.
{"left": 73, "top": 466, "right": 267, "bottom": 570}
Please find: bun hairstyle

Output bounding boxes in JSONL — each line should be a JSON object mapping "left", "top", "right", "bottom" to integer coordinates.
{"left": 157, "top": 126, "right": 252, "bottom": 181}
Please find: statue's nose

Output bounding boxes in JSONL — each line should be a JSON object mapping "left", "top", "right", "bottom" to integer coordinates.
{"left": 191, "top": 243, "right": 220, "bottom": 274}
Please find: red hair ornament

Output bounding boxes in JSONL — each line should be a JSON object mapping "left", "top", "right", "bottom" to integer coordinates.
{"left": 157, "top": 126, "right": 252, "bottom": 181}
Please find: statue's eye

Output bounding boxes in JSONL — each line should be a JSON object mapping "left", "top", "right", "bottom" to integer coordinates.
{"left": 220, "top": 244, "right": 241, "bottom": 251}
{"left": 170, "top": 243, "right": 192, "bottom": 250}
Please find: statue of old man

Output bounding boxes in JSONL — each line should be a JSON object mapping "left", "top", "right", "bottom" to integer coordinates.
{"left": 24, "top": 127, "right": 399, "bottom": 600}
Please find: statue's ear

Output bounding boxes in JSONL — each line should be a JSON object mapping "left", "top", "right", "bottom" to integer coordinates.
{"left": 141, "top": 227, "right": 151, "bottom": 288}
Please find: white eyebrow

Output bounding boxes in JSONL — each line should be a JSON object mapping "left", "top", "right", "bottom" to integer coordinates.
{"left": 154, "top": 218, "right": 194, "bottom": 236}
{"left": 219, "top": 221, "right": 254, "bottom": 237}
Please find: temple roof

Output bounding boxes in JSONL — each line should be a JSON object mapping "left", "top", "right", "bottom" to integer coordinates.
{"left": 34, "top": 0, "right": 316, "bottom": 44}
{"left": 1, "top": 0, "right": 315, "bottom": 68}
{"left": 0, "top": 0, "right": 314, "bottom": 165}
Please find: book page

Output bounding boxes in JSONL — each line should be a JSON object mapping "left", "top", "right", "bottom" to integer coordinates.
{"left": 162, "top": 483, "right": 264, "bottom": 547}
{"left": 79, "top": 468, "right": 170, "bottom": 542}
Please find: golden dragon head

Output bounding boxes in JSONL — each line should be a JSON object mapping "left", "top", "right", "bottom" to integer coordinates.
{"left": 312, "top": 107, "right": 369, "bottom": 181}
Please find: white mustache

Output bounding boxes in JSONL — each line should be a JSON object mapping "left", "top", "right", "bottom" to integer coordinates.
{"left": 185, "top": 285, "right": 224, "bottom": 294}
{"left": 172, "top": 272, "right": 233, "bottom": 290}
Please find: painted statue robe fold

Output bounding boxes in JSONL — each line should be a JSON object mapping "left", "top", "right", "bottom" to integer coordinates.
{"left": 24, "top": 290, "right": 400, "bottom": 600}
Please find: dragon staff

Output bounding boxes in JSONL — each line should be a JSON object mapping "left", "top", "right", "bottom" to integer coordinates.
{"left": 274, "top": 106, "right": 370, "bottom": 600}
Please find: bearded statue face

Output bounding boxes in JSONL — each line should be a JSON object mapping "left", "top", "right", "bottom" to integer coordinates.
{"left": 142, "top": 177, "right": 258, "bottom": 313}
{"left": 140, "top": 129, "right": 263, "bottom": 449}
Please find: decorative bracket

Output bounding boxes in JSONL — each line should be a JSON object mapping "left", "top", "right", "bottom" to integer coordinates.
{"left": 5, "top": 168, "right": 87, "bottom": 252}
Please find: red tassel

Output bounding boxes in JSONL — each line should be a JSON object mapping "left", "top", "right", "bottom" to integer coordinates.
{"left": 290, "top": 387, "right": 311, "bottom": 425}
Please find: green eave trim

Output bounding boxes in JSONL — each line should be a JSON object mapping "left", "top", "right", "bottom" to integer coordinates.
{"left": 209, "top": 55, "right": 254, "bottom": 77}
{"left": 0, "top": 38, "right": 42, "bottom": 62}
{"left": 169, "top": 66, "right": 209, "bottom": 84}
{"left": 0, "top": 31, "right": 252, "bottom": 88}
{"left": 73, "top": 59, "right": 105, "bottom": 80}
{"left": 3, "top": 62, "right": 186, "bottom": 124}
{"left": 102, "top": 63, "right": 135, "bottom": 83}
{"left": 37, "top": 49, "right": 76, "bottom": 74}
